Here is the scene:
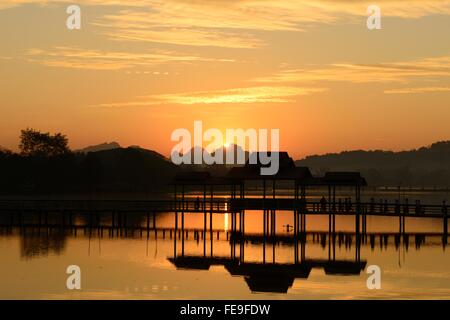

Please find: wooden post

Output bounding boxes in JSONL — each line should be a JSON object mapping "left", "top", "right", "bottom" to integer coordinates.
{"left": 173, "top": 212, "right": 178, "bottom": 258}
{"left": 210, "top": 184, "right": 213, "bottom": 223}
{"left": 203, "top": 208, "right": 207, "bottom": 257}
{"left": 294, "top": 209, "right": 297, "bottom": 236}
{"left": 294, "top": 210, "right": 298, "bottom": 264}
{"left": 328, "top": 185, "right": 331, "bottom": 211}
{"left": 272, "top": 180, "right": 276, "bottom": 199}
{"left": 443, "top": 201, "right": 448, "bottom": 235}
{"left": 263, "top": 210, "right": 267, "bottom": 237}
{"left": 263, "top": 180, "right": 266, "bottom": 218}
{"left": 328, "top": 213, "right": 331, "bottom": 261}
{"left": 333, "top": 186, "right": 336, "bottom": 212}
{"left": 332, "top": 188, "right": 336, "bottom": 234}
{"left": 182, "top": 185, "right": 185, "bottom": 210}
{"left": 242, "top": 211, "right": 245, "bottom": 235}
{"left": 300, "top": 212, "right": 305, "bottom": 261}
{"left": 263, "top": 221, "right": 266, "bottom": 264}
{"left": 271, "top": 210, "right": 276, "bottom": 236}
{"left": 203, "top": 183, "right": 207, "bottom": 256}
{"left": 355, "top": 184, "right": 360, "bottom": 232}
{"left": 210, "top": 184, "right": 213, "bottom": 256}
{"left": 355, "top": 185, "right": 361, "bottom": 262}
{"left": 263, "top": 179, "right": 266, "bottom": 199}
{"left": 203, "top": 184, "right": 206, "bottom": 211}
{"left": 174, "top": 184, "right": 177, "bottom": 210}
{"left": 294, "top": 180, "right": 299, "bottom": 264}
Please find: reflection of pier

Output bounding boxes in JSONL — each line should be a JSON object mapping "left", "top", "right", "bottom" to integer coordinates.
{"left": 1, "top": 210, "right": 446, "bottom": 291}
{"left": 169, "top": 210, "right": 369, "bottom": 293}
{"left": 168, "top": 209, "right": 444, "bottom": 293}
{"left": 0, "top": 220, "right": 445, "bottom": 250}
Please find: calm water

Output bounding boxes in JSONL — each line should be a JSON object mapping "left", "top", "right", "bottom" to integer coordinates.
{"left": 1, "top": 203, "right": 449, "bottom": 300}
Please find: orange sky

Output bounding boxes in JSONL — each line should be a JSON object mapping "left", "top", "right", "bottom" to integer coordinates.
{"left": 1, "top": 1, "right": 450, "bottom": 159}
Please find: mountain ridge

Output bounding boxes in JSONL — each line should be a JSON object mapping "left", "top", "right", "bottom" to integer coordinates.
{"left": 296, "top": 140, "right": 450, "bottom": 186}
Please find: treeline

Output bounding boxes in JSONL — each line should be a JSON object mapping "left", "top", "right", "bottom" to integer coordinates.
{"left": 0, "top": 129, "right": 177, "bottom": 194}
{"left": 296, "top": 141, "right": 450, "bottom": 187}
{"left": 2, "top": 128, "right": 450, "bottom": 193}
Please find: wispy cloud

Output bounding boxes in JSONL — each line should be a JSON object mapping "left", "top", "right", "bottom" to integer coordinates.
{"left": 94, "top": 86, "right": 327, "bottom": 107}
{"left": 5, "top": 0, "right": 450, "bottom": 18}
{"left": 95, "top": 19, "right": 264, "bottom": 49}
{"left": 4, "top": 1, "right": 450, "bottom": 48}
{"left": 255, "top": 56, "right": 450, "bottom": 84}
{"left": 25, "top": 46, "right": 233, "bottom": 70}
{"left": 95, "top": 0, "right": 450, "bottom": 48}
{"left": 384, "top": 87, "right": 450, "bottom": 94}
{"left": 310, "top": 0, "right": 450, "bottom": 18}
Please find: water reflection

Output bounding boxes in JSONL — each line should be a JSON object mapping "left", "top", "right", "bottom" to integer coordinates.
{"left": 0, "top": 210, "right": 448, "bottom": 296}
{"left": 21, "top": 232, "right": 67, "bottom": 259}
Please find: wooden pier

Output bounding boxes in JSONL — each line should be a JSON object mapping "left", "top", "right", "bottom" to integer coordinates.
{"left": 0, "top": 198, "right": 447, "bottom": 232}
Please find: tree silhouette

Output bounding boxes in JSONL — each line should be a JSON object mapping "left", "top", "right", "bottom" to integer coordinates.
{"left": 19, "top": 128, "right": 70, "bottom": 157}
{"left": 0, "top": 146, "right": 12, "bottom": 155}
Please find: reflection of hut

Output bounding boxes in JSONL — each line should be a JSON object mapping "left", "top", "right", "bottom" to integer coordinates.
{"left": 319, "top": 260, "right": 366, "bottom": 276}
{"left": 168, "top": 256, "right": 232, "bottom": 270}
{"left": 224, "top": 262, "right": 311, "bottom": 293}
{"left": 168, "top": 255, "right": 367, "bottom": 294}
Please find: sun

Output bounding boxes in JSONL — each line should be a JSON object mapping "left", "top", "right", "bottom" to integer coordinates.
{"left": 223, "top": 142, "right": 231, "bottom": 148}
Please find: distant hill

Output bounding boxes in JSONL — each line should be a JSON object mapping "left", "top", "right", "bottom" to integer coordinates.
{"left": 296, "top": 141, "right": 450, "bottom": 187}
{"left": 83, "top": 147, "right": 178, "bottom": 191}
{"left": 75, "top": 142, "right": 121, "bottom": 154}
{"left": 0, "top": 146, "right": 179, "bottom": 194}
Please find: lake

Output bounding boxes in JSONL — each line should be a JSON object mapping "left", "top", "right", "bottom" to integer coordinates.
{"left": 0, "top": 202, "right": 449, "bottom": 299}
